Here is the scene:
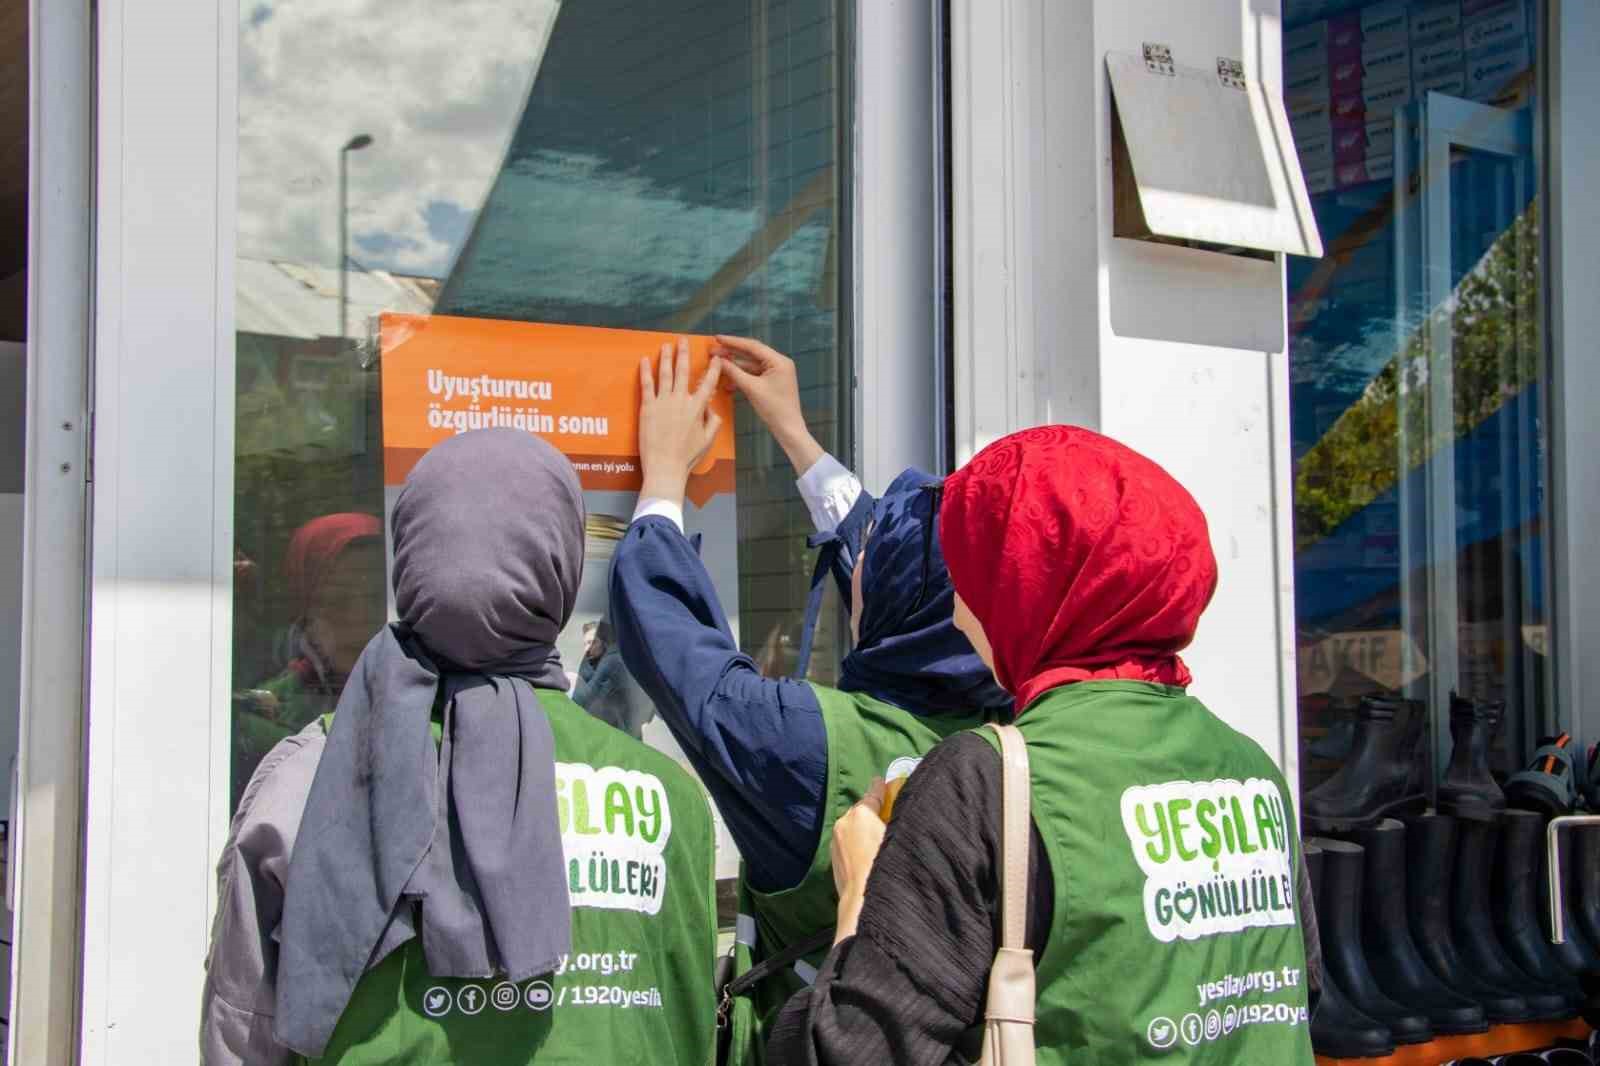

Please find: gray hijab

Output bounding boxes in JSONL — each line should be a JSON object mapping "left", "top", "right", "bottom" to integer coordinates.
{"left": 275, "top": 428, "right": 584, "bottom": 1056}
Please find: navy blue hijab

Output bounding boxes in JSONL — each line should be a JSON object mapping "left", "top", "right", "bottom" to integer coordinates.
{"left": 795, "top": 468, "right": 1012, "bottom": 718}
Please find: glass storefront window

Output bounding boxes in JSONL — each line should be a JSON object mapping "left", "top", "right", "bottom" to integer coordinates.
{"left": 232, "top": 0, "right": 853, "bottom": 876}
{"left": 1283, "top": 0, "right": 1552, "bottom": 793}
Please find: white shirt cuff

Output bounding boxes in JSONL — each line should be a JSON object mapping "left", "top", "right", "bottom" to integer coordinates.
{"left": 631, "top": 496, "right": 686, "bottom": 533}
{"left": 795, "top": 453, "right": 863, "bottom": 533}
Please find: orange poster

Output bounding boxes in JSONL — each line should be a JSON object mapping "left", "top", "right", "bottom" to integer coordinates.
{"left": 378, "top": 311, "right": 744, "bottom": 878}
{"left": 379, "top": 313, "right": 736, "bottom": 507}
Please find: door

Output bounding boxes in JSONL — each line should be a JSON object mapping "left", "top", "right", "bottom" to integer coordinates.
{"left": 1393, "top": 89, "right": 1544, "bottom": 792}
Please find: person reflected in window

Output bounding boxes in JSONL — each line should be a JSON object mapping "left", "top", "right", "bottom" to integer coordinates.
{"left": 202, "top": 429, "right": 718, "bottom": 1066}
{"left": 609, "top": 338, "right": 1012, "bottom": 1058}
{"left": 571, "top": 616, "right": 655, "bottom": 740}
{"left": 767, "top": 426, "right": 1318, "bottom": 1066}
{"left": 231, "top": 513, "right": 385, "bottom": 807}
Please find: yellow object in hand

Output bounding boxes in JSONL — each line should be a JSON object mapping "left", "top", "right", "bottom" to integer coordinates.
{"left": 880, "top": 777, "right": 909, "bottom": 823}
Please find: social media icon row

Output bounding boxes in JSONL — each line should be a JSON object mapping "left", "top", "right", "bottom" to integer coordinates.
{"left": 423, "top": 981, "right": 555, "bottom": 1018}
{"left": 1146, "top": 1007, "right": 1236, "bottom": 1051}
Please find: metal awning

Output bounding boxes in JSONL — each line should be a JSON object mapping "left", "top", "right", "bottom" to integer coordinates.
{"left": 1107, "top": 46, "right": 1324, "bottom": 259}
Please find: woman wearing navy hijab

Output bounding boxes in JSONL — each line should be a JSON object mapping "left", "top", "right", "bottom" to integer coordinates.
{"left": 609, "top": 336, "right": 1010, "bottom": 1062}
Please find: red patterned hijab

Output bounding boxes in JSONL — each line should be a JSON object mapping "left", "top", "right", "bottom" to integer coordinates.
{"left": 938, "top": 426, "right": 1218, "bottom": 712}
{"left": 285, "top": 513, "right": 383, "bottom": 621}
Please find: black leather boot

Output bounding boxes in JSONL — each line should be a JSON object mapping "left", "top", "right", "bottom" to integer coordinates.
{"left": 1312, "top": 836, "right": 1434, "bottom": 1044}
{"left": 1494, "top": 810, "right": 1585, "bottom": 1003}
{"left": 1404, "top": 813, "right": 1534, "bottom": 1022}
{"left": 1438, "top": 695, "right": 1508, "bottom": 822}
{"left": 1452, "top": 819, "right": 1575, "bottom": 1019}
{"left": 1304, "top": 696, "right": 1428, "bottom": 833}
{"left": 1342, "top": 820, "right": 1488, "bottom": 1034}
{"left": 1305, "top": 842, "right": 1396, "bottom": 1059}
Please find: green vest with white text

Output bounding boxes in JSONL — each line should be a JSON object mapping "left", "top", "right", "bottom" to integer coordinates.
{"left": 724, "top": 684, "right": 991, "bottom": 1066}
{"left": 301, "top": 690, "right": 718, "bottom": 1066}
{"left": 978, "top": 681, "right": 1315, "bottom": 1066}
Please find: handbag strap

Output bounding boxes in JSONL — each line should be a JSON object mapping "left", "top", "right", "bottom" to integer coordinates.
{"left": 725, "top": 926, "right": 835, "bottom": 1000}
{"left": 986, "top": 723, "right": 1032, "bottom": 950}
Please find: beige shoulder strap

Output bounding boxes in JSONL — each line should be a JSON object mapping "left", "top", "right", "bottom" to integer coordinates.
{"left": 980, "top": 723, "right": 1037, "bottom": 1066}
{"left": 987, "top": 723, "right": 1032, "bottom": 950}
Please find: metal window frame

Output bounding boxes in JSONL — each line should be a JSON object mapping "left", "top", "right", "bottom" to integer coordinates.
{"left": 1395, "top": 92, "right": 1533, "bottom": 791}
{"left": 1546, "top": 0, "right": 1600, "bottom": 766}
{"left": 12, "top": 1, "right": 93, "bottom": 1062}
{"left": 851, "top": 0, "right": 941, "bottom": 486}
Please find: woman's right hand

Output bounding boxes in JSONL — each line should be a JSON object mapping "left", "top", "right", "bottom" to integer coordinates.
{"left": 638, "top": 338, "right": 722, "bottom": 506}
{"left": 830, "top": 777, "right": 889, "bottom": 943}
{"left": 713, "top": 335, "right": 824, "bottom": 474}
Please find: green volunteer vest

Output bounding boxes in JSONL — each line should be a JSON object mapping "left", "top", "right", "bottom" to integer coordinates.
{"left": 724, "top": 684, "right": 989, "bottom": 1066}
{"left": 301, "top": 689, "right": 718, "bottom": 1066}
{"left": 233, "top": 668, "right": 333, "bottom": 800}
{"left": 979, "top": 681, "right": 1314, "bottom": 1066}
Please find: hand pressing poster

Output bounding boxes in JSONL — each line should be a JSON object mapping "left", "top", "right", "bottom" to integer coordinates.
{"left": 380, "top": 312, "right": 743, "bottom": 877}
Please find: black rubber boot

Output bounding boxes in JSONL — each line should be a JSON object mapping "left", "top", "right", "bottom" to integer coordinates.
{"left": 1549, "top": 1035, "right": 1600, "bottom": 1063}
{"left": 1303, "top": 696, "right": 1428, "bottom": 833}
{"left": 1575, "top": 827, "right": 1600, "bottom": 957}
{"left": 1438, "top": 695, "right": 1508, "bottom": 823}
{"left": 1341, "top": 820, "right": 1488, "bottom": 1034}
{"left": 1312, "top": 836, "right": 1434, "bottom": 1044}
{"left": 1310, "top": 706, "right": 1358, "bottom": 761}
{"left": 1452, "top": 819, "right": 1576, "bottom": 1019}
{"left": 1494, "top": 810, "right": 1585, "bottom": 1003}
{"left": 1405, "top": 813, "right": 1534, "bottom": 1022}
{"left": 1305, "top": 841, "right": 1396, "bottom": 1059}
{"left": 1534, "top": 1050, "right": 1593, "bottom": 1066}
{"left": 1587, "top": 745, "right": 1600, "bottom": 812}
{"left": 1540, "top": 823, "right": 1600, "bottom": 978}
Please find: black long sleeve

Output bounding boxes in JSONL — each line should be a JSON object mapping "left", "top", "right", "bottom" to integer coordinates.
{"left": 767, "top": 731, "right": 1053, "bottom": 1066}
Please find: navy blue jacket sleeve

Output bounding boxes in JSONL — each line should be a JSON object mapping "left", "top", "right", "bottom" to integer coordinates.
{"left": 609, "top": 515, "right": 829, "bottom": 893}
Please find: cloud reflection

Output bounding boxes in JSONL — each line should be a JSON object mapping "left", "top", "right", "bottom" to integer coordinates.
{"left": 238, "top": 0, "right": 561, "bottom": 277}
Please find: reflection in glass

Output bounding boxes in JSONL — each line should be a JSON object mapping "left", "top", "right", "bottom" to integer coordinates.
{"left": 1283, "top": 0, "right": 1549, "bottom": 795}
{"left": 232, "top": 0, "right": 850, "bottom": 808}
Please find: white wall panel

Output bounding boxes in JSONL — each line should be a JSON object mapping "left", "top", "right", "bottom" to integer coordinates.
{"left": 81, "top": 0, "right": 236, "bottom": 1060}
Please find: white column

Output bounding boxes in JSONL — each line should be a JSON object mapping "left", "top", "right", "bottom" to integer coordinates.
{"left": 948, "top": 0, "right": 1102, "bottom": 466}
{"left": 80, "top": 0, "right": 237, "bottom": 1060}
{"left": 947, "top": 0, "right": 1303, "bottom": 785}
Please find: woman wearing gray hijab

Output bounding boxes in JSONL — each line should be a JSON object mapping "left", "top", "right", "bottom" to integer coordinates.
{"left": 200, "top": 428, "right": 718, "bottom": 1065}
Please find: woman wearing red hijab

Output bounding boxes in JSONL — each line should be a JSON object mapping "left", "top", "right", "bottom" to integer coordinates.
{"left": 231, "top": 513, "right": 386, "bottom": 806}
{"left": 767, "top": 426, "right": 1316, "bottom": 1065}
